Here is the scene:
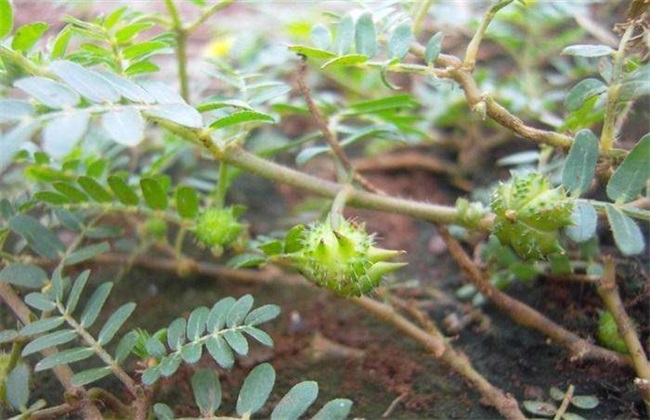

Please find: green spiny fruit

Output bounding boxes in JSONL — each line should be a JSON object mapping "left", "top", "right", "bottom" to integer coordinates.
{"left": 491, "top": 172, "right": 573, "bottom": 260}
{"left": 194, "top": 207, "right": 243, "bottom": 256}
{"left": 288, "top": 218, "right": 406, "bottom": 297}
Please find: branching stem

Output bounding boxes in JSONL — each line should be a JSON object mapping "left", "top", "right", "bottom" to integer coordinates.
{"left": 463, "top": 0, "right": 514, "bottom": 70}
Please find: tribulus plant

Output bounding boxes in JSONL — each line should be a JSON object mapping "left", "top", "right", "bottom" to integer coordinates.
{"left": 287, "top": 218, "right": 406, "bottom": 297}
{"left": 491, "top": 172, "right": 574, "bottom": 260}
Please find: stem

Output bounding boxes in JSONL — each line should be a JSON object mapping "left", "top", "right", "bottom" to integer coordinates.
{"left": 412, "top": 0, "right": 434, "bottom": 36}
{"left": 553, "top": 384, "right": 575, "bottom": 420}
{"left": 353, "top": 296, "right": 525, "bottom": 419}
{"left": 463, "top": 0, "right": 514, "bottom": 70}
{"left": 184, "top": 0, "right": 234, "bottom": 34}
{"left": 597, "top": 258, "right": 650, "bottom": 408}
{"left": 436, "top": 225, "right": 631, "bottom": 367}
{"left": 213, "top": 162, "right": 230, "bottom": 208}
{"left": 164, "top": 0, "right": 190, "bottom": 102}
{"left": 600, "top": 24, "right": 635, "bottom": 152}
{"left": 329, "top": 184, "right": 354, "bottom": 228}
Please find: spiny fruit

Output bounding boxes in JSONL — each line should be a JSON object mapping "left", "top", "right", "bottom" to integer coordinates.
{"left": 491, "top": 172, "right": 573, "bottom": 260}
{"left": 194, "top": 207, "right": 243, "bottom": 256}
{"left": 288, "top": 218, "right": 406, "bottom": 297}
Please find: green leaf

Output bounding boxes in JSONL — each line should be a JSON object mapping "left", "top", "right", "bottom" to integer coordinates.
{"left": 181, "top": 341, "right": 203, "bottom": 363}
{"left": 345, "top": 94, "right": 418, "bottom": 115}
{"left": 562, "top": 413, "right": 587, "bottom": 420}
{"left": 115, "top": 330, "right": 139, "bottom": 363}
{"left": 0, "top": 99, "right": 34, "bottom": 123}
{"left": 115, "top": 21, "right": 154, "bottom": 44}
{"left": 224, "top": 330, "right": 248, "bottom": 355}
{"left": 355, "top": 12, "right": 376, "bottom": 58}
{"left": 0, "top": 330, "right": 19, "bottom": 344}
{"left": 333, "top": 14, "right": 354, "bottom": 55}
{"left": 125, "top": 61, "right": 159, "bottom": 77}
{"left": 258, "top": 240, "right": 283, "bottom": 255}
{"left": 565, "top": 201, "right": 597, "bottom": 243}
{"left": 562, "top": 129, "right": 599, "bottom": 195}
{"left": 0, "top": 263, "right": 48, "bottom": 288}
{"left": 50, "top": 267, "right": 64, "bottom": 302}
{"left": 606, "top": 204, "right": 644, "bottom": 256}
{"left": 284, "top": 224, "right": 305, "bottom": 253}
{"left": 9, "top": 214, "right": 64, "bottom": 260}
{"left": 210, "top": 110, "right": 275, "bottom": 130}
{"left": 107, "top": 176, "right": 139, "bottom": 206}
{"left": 22, "top": 329, "right": 77, "bottom": 356}
{"left": 12, "top": 22, "right": 49, "bottom": 52}
{"left": 64, "top": 242, "right": 111, "bottom": 266}
{"left": 522, "top": 400, "right": 557, "bottom": 417}
{"left": 321, "top": 53, "right": 368, "bottom": 69}
{"left": 66, "top": 270, "right": 90, "bottom": 315}
{"left": 310, "top": 24, "right": 332, "bottom": 50}
{"left": 288, "top": 45, "right": 336, "bottom": 60}
{"left": 101, "top": 107, "right": 145, "bottom": 146}
{"left": 607, "top": 134, "right": 650, "bottom": 202}
{"left": 0, "top": 122, "right": 38, "bottom": 173}
{"left": 14, "top": 77, "right": 80, "bottom": 109}
{"left": 78, "top": 176, "right": 113, "bottom": 202}
{"left": 53, "top": 181, "right": 88, "bottom": 203}
{"left": 562, "top": 44, "right": 615, "bottom": 57}
{"left": 187, "top": 306, "right": 210, "bottom": 341}
{"left": 424, "top": 32, "right": 443, "bottom": 65}
{"left": 25, "top": 292, "right": 56, "bottom": 312}
{"left": 570, "top": 395, "right": 599, "bottom": 410}
{"left": 243, "top": 326, "right": 273, "bottom": 347}
{"left": 226, "top": 253, "right": 266, "bottom": 268}
{"left": 244, "top": 304, "right": 281, "bottom": 326}
{"left": 236, "top": 363, "right": 275, "bottom": 416}
{"left": 96, "top": 70, "right": 155, "bottom": 103}
{"left": 0, "top": 0, "right": 13, "bottom": 39}
{"left": 6, "top": 364, "right": 30, "bottom": 411}
{"left": 153, "top": 403, "right": 175, "bottom": 420}
{"left": 20, "top": 316, "right": 65, "bottom": 336}
{"left": 271, "top": 381, "right": 318, "bottom": 420}
{"left": 227, "top": 294, "right": 254, "bottom": 327}
{"left": 42, "top": 112, "right": 90, "bottom": 159}
{"left": 80, "top": 282, "right": 113, "bottom": 327}
{"left": 142, "top": 365, "right": 162, "bottom": 385}
{"left": 123, "top": 41, "right": 170, "bottom": 60}
{"left": 167, "top": 318, "right": 187, "bottom": 351}
{"left": 176, "top": 186, "right": 199, "bottom": 219}
{"left": 565, "top": 78, "right": 606, "bottom": 112}
{"left": 50, "top": 24, "right": 72, "bottom": 59}
{"left": 35, "top": 347, "right": 94, "bottom": 371}
{"left": 206, "top": 336, "right": 234, "bottom": 369}
{"left": 312, "top": 399, "right": 353, "bottom": 420}
{"left": 192, "top": 369, "right": 222, "bottom": 416}
{"left": 159, "top": 354, "right": 182, "bottom": 377}
{"left": 71, "top": 366, "right": 111, "bottom": 387}
{"left": 207, "top": 297, "right": 236, "bottom": 332}
{"left": 145, "top": 336, "right": 167, "bottom": 359}
{"left": 98, "top": 302, "right": 135, "bottom": 345}
{"left": 50, "top": 60, "right": 120, "bottom": 103}
{"left": 145, "top": 104, "right": 203, "bottom": 128}
{"left": 140, "top": 177, "right": 168, "bottom": 210}
{"left": 389, "top": 21, "right": 413, "bottom": 59}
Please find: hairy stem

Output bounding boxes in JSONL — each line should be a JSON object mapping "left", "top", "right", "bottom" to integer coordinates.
{"left": 600, "top": 24, "right": 635, "bottom": 152}
{"left": 463, "top": 0, "right": 514, "bottom": 70}
{"left": 553, "top": 384, "right": 575, "bottom": 420}
{"left": 164, "top": 0, "right": 190, "bottom": 102}
{"left": 412, "top": 0, "right": 434, "bottom": 36}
